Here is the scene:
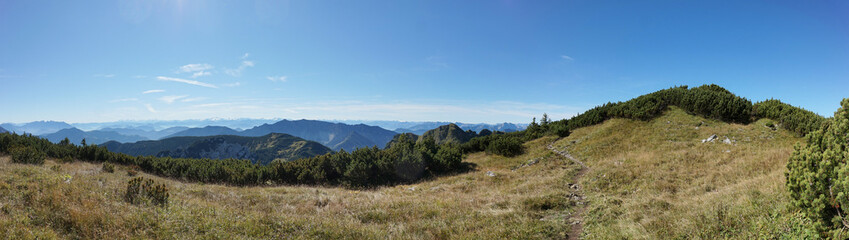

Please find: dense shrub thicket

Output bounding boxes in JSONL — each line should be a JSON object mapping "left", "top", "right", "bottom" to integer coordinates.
{"left": 10, "top": 145, "right": 46, "bottom": 165}
{"left": 753, "top": 99, "right": 826, "bottom": 137}
{"left": 0, "top": 132, "right": 464, "bottom": 188}
{"left": 786, "top": 99, "right": 849, "bottom": 238}
{"left": 486, "top": 136, "right": 524, "bottom": 157}
{"left": 460, "top": 133, "right": 520, "bottom": 155}
{"left": 566, "top": 85, "right": 753, "bottom": 131}
{"left": 270, "top": 135, "right": 465, "bottom": 187}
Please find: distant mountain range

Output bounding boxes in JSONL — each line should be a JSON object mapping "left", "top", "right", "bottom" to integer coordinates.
{"left": 2, "top": 119, "right": 525, "bottom": 152}
{"left": 391, "top": 122, "right": 525, "bottom": 135}
{"left": 0, "top": 126, "right": 7, "bottom": 133}
{"left": 42, "top": 128, "right": 148, "bottom": 145}
{"left": 103, "top": 133, "right": 331, "bottom": 165}
{"left": 3, "top": 119, "right": 520, "bottom": 165}
{"left": 72, "top": 118, "right": 282, "bottom": 132}
{"left": 1, "top": 121, "right": 74, "bottom": 135}
{"left": 99, "top": 126, "right": 190, "bottom": 140}
{"left": 164, "top": 126, "right": 240, "bottom": 138}
{"left": 239, "top": 120, "right": 397, "bottom": 152}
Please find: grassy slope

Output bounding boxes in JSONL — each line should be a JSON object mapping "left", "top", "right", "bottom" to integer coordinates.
{"left": 0, "top": 136, "right": 583, "bottom": 239}
{"left": 552, "top": 107, "right": 812, "bottom": 239}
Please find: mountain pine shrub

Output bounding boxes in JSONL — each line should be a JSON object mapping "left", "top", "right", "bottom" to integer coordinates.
{"left": 102, "top": 162, "right": 115, "bottom": 173}
{"left": 10, "top": 145, "right": 46, "bottom": 165}
{"left": 487, "top": 136, "right": 524, "bottom": 157}
{"left": 125, "top": 177, "right": 169, "bottom": 207}
{"left": 786, "top": 98, "right": 849, "bottom": 238}
{"left": 753, "top": 99, "right": 825, "bottom": 136}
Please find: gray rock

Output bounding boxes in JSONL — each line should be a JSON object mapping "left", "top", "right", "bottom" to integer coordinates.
{"left": 702, "top": 134, "right": 718, "bottom": 143}
{"left": 485, "top": 171, "right": 496, "bottom": 177}
{"left": 723, "top": 137, "right": 732, "bottom": 144}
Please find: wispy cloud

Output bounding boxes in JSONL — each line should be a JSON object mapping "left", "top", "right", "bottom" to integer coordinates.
{"left": 179, "top": 63, "right": 213, "bottom": 73}
{"left": 179, "top": 63, "right": 214, "bottom": 78}
{"left": 561, "top": 55, "right": 574, "bottom": 61}
{"left": 144, "top": 104, "right": 157, "bottom": 113}
{"left": 191, "top": 71, "right": 211, "bottom": 78}
{"left": 109, "top": 98, "right": 138, "bottom": 103}
{"left": 142, "top": 89, "right": 165, "bottom": 94}
{"left": 193, "top": 103, "right": 232, "bottom": 108}
{"left": 159, "top": 95, "right": 188, "bottom": 104}
{"left": 223, "top": 82, "right": 242, "bottom": 87}
{"left": 267, "top": 76, "right": 287, "bottom": 82}
{"left": 225, "top": 58, "right": 254, "bottom": 76}
{"left": 94, "top": 74, "right": 116, "bottom": 78}
{"left": 181, "top": 97, "right": 206, "bottom": 102}
{"left": 157, "top": 76, "right": 218, "bottom": 88}
{"left": 241, "top": 53, "right": 250, "bottom": 59}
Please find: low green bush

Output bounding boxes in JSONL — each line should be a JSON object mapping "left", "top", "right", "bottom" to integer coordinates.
{"left": 125, "top": 177, "right": 169, "bottom": 207}
{"left": 102, "top": 162, "right": 115, "bottom": 173}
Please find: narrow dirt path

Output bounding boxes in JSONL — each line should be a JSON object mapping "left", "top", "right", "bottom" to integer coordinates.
{"left": 547, "top": 143, "right": 588, "bottom": 240}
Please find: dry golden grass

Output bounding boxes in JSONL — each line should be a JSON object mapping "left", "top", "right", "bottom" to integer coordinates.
{"left": 0, "top": 136, "right": 583, "bottom": 239}
{"left": 552, "top": 107, "right": 812, "bottom": 239}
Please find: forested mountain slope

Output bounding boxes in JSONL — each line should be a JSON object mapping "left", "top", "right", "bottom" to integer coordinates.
{"left": 419, "top": 123, "right": 479, "bottom": 144}
{"left": 103, "top": 133, "right": 331, "bottom": 165}
{"left": 330, "top": 131, "right": 376, "bottom": 152}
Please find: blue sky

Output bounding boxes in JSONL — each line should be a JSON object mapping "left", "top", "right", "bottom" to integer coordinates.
{"left": 1, "top": 0, "right": 847, "bottom": 124}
